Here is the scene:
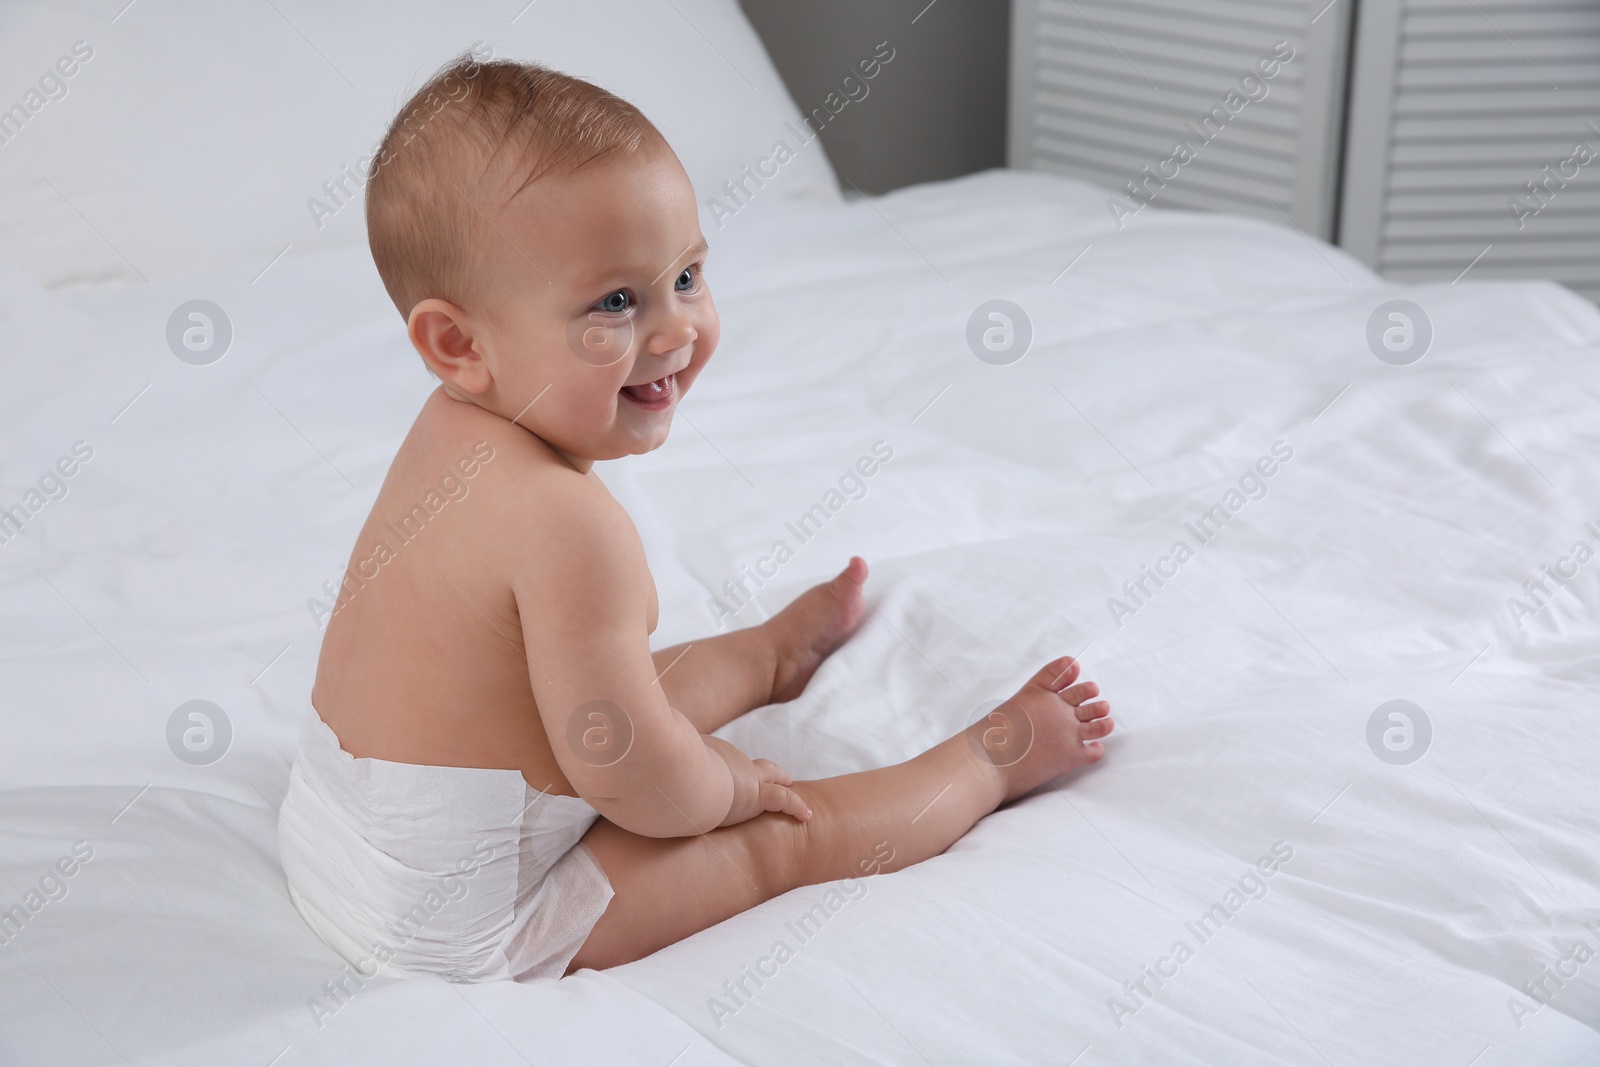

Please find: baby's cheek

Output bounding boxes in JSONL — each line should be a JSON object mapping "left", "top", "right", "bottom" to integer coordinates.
{"left": 679, "top": 352, "right": 711, "bottom": 395}
{"left": 695, "top": 296, "right": 720, "bottom": 350}
{"left": 693, "top": 315, "right": 720, "bottom": 366}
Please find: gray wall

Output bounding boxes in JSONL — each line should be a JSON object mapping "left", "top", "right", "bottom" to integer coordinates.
{"left": 738, "top": 0, "right": 1010, "bottom": 195}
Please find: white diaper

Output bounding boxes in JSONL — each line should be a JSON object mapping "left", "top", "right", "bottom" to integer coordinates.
{"left": 277, "top": 706, "right": 613, "bottom": 982}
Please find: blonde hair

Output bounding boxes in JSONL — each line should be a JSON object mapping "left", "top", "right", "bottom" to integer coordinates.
{"left": 365, "top": 55, "right": 665, "bottom": 316}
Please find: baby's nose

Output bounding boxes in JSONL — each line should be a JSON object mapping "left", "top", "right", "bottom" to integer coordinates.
{"left": 647, "top": 316, "right": 697, "bottom": 355}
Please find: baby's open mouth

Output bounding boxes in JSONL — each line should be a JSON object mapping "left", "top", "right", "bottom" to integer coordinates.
{"left": 620, "top": 373, "right": 676, "bottom": 411}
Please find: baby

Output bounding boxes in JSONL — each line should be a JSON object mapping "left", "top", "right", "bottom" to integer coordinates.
{"left": 278, "top": 55, "right": 1113, "bottom": 984}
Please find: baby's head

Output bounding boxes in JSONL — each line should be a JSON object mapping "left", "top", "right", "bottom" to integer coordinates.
{"left": 366, "top": 56, "right": 717, "bottom": 465}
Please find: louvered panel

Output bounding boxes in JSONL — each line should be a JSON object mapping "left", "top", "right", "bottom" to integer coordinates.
{"left": 1033, "top": 150, "right": 1300, "bottom": 215}
{"left": 1110, "top": 0, "right": 1309, "bottom": 29}
{"left": 1405, "top": 0, "right": 1599, "bottom": 15}
{"left": 1034, "top": 102, "right": 1305, "bottom": 163}
{"left": 1409, "top": 9, "right": 1600, "bottom": 35}
{"left": 1385, "top": 262, "right": 1600, "bottom": 281}
{"left": 1396, "top": 89, "right": 1600, "bottom": 115}
{"left": 1391, "top": 140, "right": 1600, "bottom": 166}
{"left": 1341, "top": 0, "right": 1600, "bottom": 303}
{"left": 1030, "top": 67, "right": 1306, "bottom": 134}
{"left": 1387, "top": 167, "right": 1586, "bottom": 192}
{"left": 1395, "top": 113, "right": 1600, "bottom": 139}
{"left": 1382, "top": 220, "right": 1600, "bottom": 246}
{"left": 1032, "top": 84, "right": 1304, "bottom": 142}
{"left": 1390, "top": 188, "right": 1600, "bottom": 216}
{"left": 1030, "top": 39, "right": 1309, "bottom": 99}
{"left": 1032, "top": 137, "right": 1300, "bottom": 199}
{"left": 1034, "top": 16, "right": 1303, "bottom": 78}
{"left": 1385, "top": 236, "right": 1600, "bottom": 265}
{"left": 1065, "top": 0, "right": 1309, "bottom": 34}
{"left": 1009, "top": 0, "right": 1350, "bottom": 236}
{"left": 1397, "top": 63, "right": 1600, "bottom": 90}
{"left": 1028, "top": 135, "right": 1299, "bottom": 186}
{"left": 1400, "top": 36, "right": 1600, "bottom": 64}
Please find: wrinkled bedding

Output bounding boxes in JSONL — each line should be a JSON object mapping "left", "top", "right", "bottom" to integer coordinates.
{"left": 2, "top": 169, "right": 1597, "bottom": 1065}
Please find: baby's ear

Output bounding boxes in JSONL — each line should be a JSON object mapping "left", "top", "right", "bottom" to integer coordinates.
{"left": 408, "top": 298, "right": 489, "bottom": 392}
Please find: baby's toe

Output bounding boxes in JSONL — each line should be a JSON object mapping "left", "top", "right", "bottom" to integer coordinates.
{"left": 1079, "top": 716, "right": 1114, "bottom": 740}
{"left": 1035, "top": 656, "right": 1080, "bottom": 691}
{"left": 1075, "top": 699, "right": 1110, "bottom": 722}
{"left": 1058, "top": 680, "right": 1099, "bottom": 707}
{"left": 830, "top": 557, "right": 868, "bottom": 598}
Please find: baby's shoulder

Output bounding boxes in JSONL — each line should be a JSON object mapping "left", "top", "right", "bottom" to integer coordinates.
{"left": 409, "top": 390, "right": 636, "bottom": 560}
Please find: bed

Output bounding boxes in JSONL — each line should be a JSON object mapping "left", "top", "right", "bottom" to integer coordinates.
{"left": 3, "top": 2, "right": 1598, "bottom": 1065}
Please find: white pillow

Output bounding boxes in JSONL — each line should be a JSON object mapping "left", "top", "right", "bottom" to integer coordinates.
{"left": 0, "top": 0, "right": 840, "bottom": 290}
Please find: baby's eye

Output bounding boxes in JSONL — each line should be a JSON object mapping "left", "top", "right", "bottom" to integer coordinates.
{"left": 595, "top": 290, "right": 631, "bottom": 314}
{"left": 675, "top": 266, "right": 697, "bottom": 292}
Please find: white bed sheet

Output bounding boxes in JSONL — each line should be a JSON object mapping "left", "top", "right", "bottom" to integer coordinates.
{"left": 1, "top": 169, "right": 1598, "bottom": 1065}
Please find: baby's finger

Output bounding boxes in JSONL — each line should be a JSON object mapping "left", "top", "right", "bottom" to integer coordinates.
{"left": 752, "top": 758, "right": 793, "bottom": 787}
{"left": 761, "top": 782, "right": 812, "bottom": 821}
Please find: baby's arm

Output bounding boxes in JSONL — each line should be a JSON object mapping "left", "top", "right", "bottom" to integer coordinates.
{"left": 509, "top": 480, "right": 809, "bottom": 837}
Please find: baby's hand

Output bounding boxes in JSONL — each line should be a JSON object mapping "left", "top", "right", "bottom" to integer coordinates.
{"left": 705, "top": 736, "right": 813, "bottom": 826}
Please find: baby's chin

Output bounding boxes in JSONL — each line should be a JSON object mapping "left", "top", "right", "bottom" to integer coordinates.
{"left": 551, "top": 388, "right": 683, "bottom": 461}
{"left": 580, "top": 416, "right": 675, "bottom": 461}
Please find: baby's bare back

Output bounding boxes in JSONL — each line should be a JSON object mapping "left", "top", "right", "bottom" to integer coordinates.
{"left": 312, "top": 387, "right": 656, "bottom": 796}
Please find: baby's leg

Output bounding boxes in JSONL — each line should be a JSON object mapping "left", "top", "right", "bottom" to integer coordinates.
{"left": 650, "top": 626, "right": 777, "bottom": 734}
{"left": 653, "top": 558, "right": 868, "bottom": 733}
{"left": 569, "top": 656, "right": 1111, "bottom": 971}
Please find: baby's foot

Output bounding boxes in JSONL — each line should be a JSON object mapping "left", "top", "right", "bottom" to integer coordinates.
{"left": 969, "top": 656, "right": 1113, "bottom": 801}
{"left": 767, "top": 557, "right": 870, "bottom": 704}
